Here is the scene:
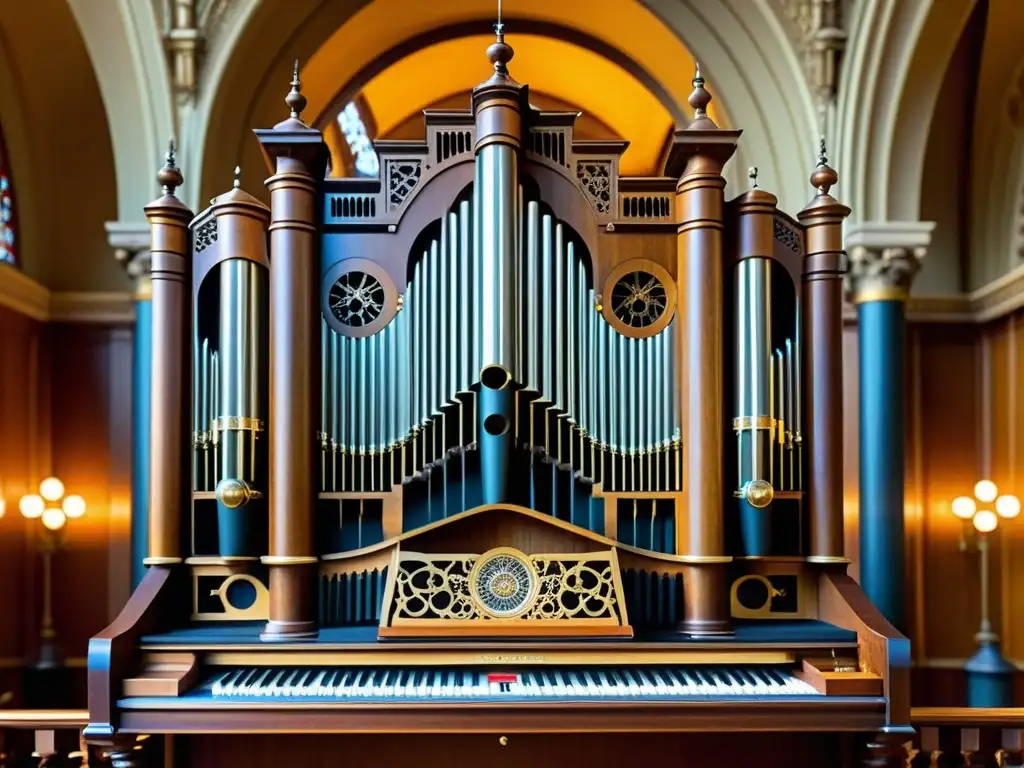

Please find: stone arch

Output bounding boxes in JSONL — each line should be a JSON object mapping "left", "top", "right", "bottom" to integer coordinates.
{"left": 836, "top": 0, "right": 978, "bottom": 223}
{"left": 192, "top": 0, "right": 817, "bottom": 214}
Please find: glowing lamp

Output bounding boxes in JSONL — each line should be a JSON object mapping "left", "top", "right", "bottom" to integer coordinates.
{"left": 19, "top": 493, "right": 44, "bottom": 519}
{"left": 952, "top": 496, "right": 977, "bottom": 520}
{"left": 41, "top": 507, "right": 66, "bottom": 531}
{"left": 62, "top": 494, "right": 86, "bottom": 519}
{"left": 974, "top": 480, "right": 998, "bottom": 504}
{"left": 0, "top": 498, "right": 5, "bottom": 519}
{"left": 995, "top": 494, "right": 1021, "bottom": 519}
{"left": 973, "top": 509, "right": 998, "bottom": 533}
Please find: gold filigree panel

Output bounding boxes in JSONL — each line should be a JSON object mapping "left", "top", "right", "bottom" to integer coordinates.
{"left": 380, "top": 546, "right": 632, "bottom": 638}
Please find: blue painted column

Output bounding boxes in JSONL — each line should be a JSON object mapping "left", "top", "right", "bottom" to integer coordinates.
{"left": 856, "top": 297, "right": 906, "bottom": 629}
{"left": 846, "top": 241, "right": 924, "bottom": 633}
{"left": 131, "top": 281, "right": 152, "bottom": 589}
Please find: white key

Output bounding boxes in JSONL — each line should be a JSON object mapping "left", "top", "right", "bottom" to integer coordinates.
{"left": 417, "top": 670, "right": 430, "bottom": 698}
{"left": 649, "top": 669, "right": 670, "bottom": 696}
{"left": 210, "top": 671, "right": 232, "bottom": 697}
{"left": 430, "top": 671, "right": 443, "bottom": 698}
{"left": 622, "top": 670, "right": 642, "bottom": 696}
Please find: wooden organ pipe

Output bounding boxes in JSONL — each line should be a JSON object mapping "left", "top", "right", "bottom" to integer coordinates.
{"left": 798, "top": 141, "right": 850, "bottom": 563}
{"left": 668, "top": 67, "right": 739, "bottom": 636}
{"left": 144, "top": 142, "right": 193, "bottom": 566}
{"left": 254, "top": 66, "right": 327, "bottom": 640}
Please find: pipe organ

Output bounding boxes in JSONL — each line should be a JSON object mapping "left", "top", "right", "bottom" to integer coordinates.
{"left": 87, "top": 24, "right": 910, "bottom": 768}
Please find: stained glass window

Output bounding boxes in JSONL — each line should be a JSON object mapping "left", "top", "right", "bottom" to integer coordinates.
{"left": 338, "top": 101, "right": 379, "bottom": 178}
{"left": 0, "top": 126, "right": 15, "bottom": 267}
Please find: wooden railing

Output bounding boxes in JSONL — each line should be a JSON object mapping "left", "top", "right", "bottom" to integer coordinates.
{"left": 911, "top": 708, "right": 1024, "bottom": 766}
{"left": 0, "top": 709, "right": 89, "bottom": 765}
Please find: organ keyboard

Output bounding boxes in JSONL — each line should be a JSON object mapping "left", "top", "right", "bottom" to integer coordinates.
{"left": 199, "top": 666, "right": 821, "bottom": 700}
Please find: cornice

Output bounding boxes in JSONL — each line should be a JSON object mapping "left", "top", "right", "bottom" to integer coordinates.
{"left": 0, "top": 267, "right": 134, "bottom": 323}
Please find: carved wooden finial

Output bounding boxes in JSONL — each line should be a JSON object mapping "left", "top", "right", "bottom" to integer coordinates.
{"left": 233, "top": 166, "right": 241, "bottom": 189}
{"left": 157, "top": 138, "right": 183, "bottom": 196}
{"left": 286, "top": 59, "right": 307, "bottom": 120}
{"left": 689, "top": 62, "right": 711, "bottom": 118}
{"left": 810, "top": 135, "right": 839, "bottom": 196}
{"left": 749, "top": 166, "right": 759, "bottom": 189}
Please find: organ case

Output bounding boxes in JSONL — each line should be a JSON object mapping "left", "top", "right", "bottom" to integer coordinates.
{"left": 86, "top": 24, "right": 910, "bottom": 766}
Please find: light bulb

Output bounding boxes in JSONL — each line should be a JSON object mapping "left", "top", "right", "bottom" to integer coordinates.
{"left": 19, "top": 494, "right": 44, "bottom": 519}
{"left": 952, "top": 496, "right": 977, "bottom": 520}
{"left": 975, "top": 480, "right": 998, "bottom": 503}
{"left": 39, "top": 477, "right": 65, "bottom": 502}
{"left": 62, "top": 494, "right": 86, "bottom": 519}
{"left": 41, "top": 507, "right": 66, "bottom": 531}
{"left": 0, "top": 498, "right": 5, "bottom": 519}
{"left": 973, "top": 509, "right": 998, "bottom": 533}
{"left": 996, "top": 494, "right": 1021, "bottom": 519}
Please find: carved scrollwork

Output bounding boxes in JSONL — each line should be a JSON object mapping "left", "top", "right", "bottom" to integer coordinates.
{"left": 387, "top": 159, "right": 422, "bottom": 210}
{"left": 194, "top": 218, "right": 218, "bottom": 253}
{"left": 773, "top": 218, "right": 801, "bottom": 253}
{"left": 384, "top": 547, "right": 626, "bottom": 629}
{"left": 527, "top": 560, "right": 618, "bottom": 620}
{"left": 576, "top": 160, "right": 612, "bottom": 215}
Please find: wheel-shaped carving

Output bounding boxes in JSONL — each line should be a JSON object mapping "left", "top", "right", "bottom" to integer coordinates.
{"left": 321, "top": 258, "right": 398, "bottom": 338}
{"left": 601, "top": 258, "right": 676, "bottom": 338}
{"left": 469, "top": 547, "right": 540, "bottom": 619}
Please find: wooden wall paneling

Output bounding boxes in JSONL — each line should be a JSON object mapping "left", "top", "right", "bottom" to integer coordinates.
{"left": 917, "top": 323, "right": 981, "bottom": 660}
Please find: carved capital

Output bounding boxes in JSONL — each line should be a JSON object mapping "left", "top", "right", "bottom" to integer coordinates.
{"left": 107, "top": 221, "right": 153, "bottom": 300}
{"left": 845, "top": 245, "right": 925, "bottom": 304}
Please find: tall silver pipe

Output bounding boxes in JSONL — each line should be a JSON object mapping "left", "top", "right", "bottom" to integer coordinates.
{"left": 348, "top": 334, "right": 357, "bottom": 451}
{"left": 330, "top": 329, "right": 341, "bottom": 451}
{"left": 793, "top": 305, "right": 803, "bottom": 490}
{"left": 429, "top": 240, "right": 439, "bottom": 414}
{"left": 598, "top": 316, "right": 607, "bottom": 447}
{"left": 785, "top": 337, "right": 795, "bottom": 489}
{"left": 554, "top": 223, "right": 565, "bottom": 409}
{"left": 645, "top": 335, "right": 654, "bottom": 452}
{"left": 628, "top": 337, "right": 637, "bottom": 454}
{"left": 419, "top": 252, "right": 429, "bottom": 423}
{"left": 448, "top": 212, "right": 459, "bottom": 402}
{"left": 587, "top": 290, "right": 596, "bottom": 436}
{"left": 578, "top": 265, "right": 587, "bottom": 431}
{"left": 609, "top": 324, "right": 618, "bottom": 452}
{"left": 516, "top": 184, "right": 524, "bottom": 382}
{"left": 526, "top": 202, "right": 539, "bottom": 391}
{"left": 617, "top": 333, "right": 627, "bottom": 453}
{"left": 359, "top": 336, "right": 368, "bottom": 453}
{"left": 567, "top": 242, "right": 576, "bottom": 420}
{"left": 775, "top": 348, "right": 785, "bottom": 489}
{"left": 477, "top": 143, "right": 517, "bottom": 375}
{"left": 459, "top": 201, "right": 471, "bottom": 392}
{"left": 541, "top": 215, "right": 553, "bottom": 401}
{"left": 439, "top": 222, "right": 448, "bottom": 408}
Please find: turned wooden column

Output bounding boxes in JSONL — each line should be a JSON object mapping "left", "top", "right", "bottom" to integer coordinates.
{"left": 797, "top": 140, "right": 850, "bottom": 563}
{"left": 255, "top": 64, "right": 328, "bottom": 640}
{"left": 142, "top": 142, "right": 194, "bottom": 567}
{"left": 665, "top": 68, "right": 740, "bottom": 635}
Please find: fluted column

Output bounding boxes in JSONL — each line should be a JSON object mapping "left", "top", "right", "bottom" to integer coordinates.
{"left": 142, "top": 144, "right": 193, "bottom": 567}
{"left": 666, "top": 68, "right": 740, "bottom": 635}
{"left": 255, "top": 64, "right": 328, "bottom": 640}
{"left": 797, "top": 141, "right": 850, "bottom": 564}
{"left": 845, "top": 222, "right": 931, "bottom": 631}
{"left": 110, "top": 224, "right": 154, "bottom": 589}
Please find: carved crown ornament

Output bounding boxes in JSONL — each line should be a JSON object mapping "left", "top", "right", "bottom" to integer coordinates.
{"left": 844, "top": 245, "right": 926, "bottom": 304}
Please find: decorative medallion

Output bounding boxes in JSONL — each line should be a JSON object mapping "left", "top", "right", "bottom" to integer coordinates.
{"left": 611, "top": 270, "right": 668, "bottom": 328}
{"left": 601, "top": 258, "right": 677, "bottom": 338}
{"left": 469, "top": 548, "right": 539, "bottom": 618}
{"left": 329, "top": 270, "right": 385, "bottom": 327}
{"left": 321, "top": 257, "right": 398, "bottom": 338}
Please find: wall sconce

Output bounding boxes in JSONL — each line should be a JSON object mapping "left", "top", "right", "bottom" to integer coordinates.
{"left": 951, "top": 480, "right": 1019, "bottom": 708}
{"left": 18, "top": 477, "right": 87, "bottom": 669}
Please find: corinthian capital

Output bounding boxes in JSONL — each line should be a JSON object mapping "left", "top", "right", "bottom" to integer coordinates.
{"left": 845, "top": 245, "right": 925, "bottom": 303}
{"left": 107, "top": 221, "right": 152, "bottom": 300}
{"left": 844, "top": 221, "right": 934, "bottom": 304}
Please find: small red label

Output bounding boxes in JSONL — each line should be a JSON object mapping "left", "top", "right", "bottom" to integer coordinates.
{"left": 488, "top": 673, "right": 519, "bottom": 683}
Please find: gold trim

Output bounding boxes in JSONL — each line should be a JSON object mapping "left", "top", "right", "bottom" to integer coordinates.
{"left": 260, "top": 556, "right": 318, "bottom": 565}
{"left": 185, "top": 556, "right": 260, "bottom": 565}
{"left": 732, "top": 416, "right": 776, "bottom": 431}
{"left": 320, "top": 504, "right": 730, "bottom": 565}
{"left": 143, "top": 557, "right": 183, "bottom": 566}
{"left": 852, "top": 287, "right": 909, "bottom": 304}
{"left": 805, "top": 556, "right": 851, "bottom": 564}
{"left": 211, "top": 416, "right": 263, "bottom": 432}
{"left": 198, "top": 648, "right": 798, "bottom": 667}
